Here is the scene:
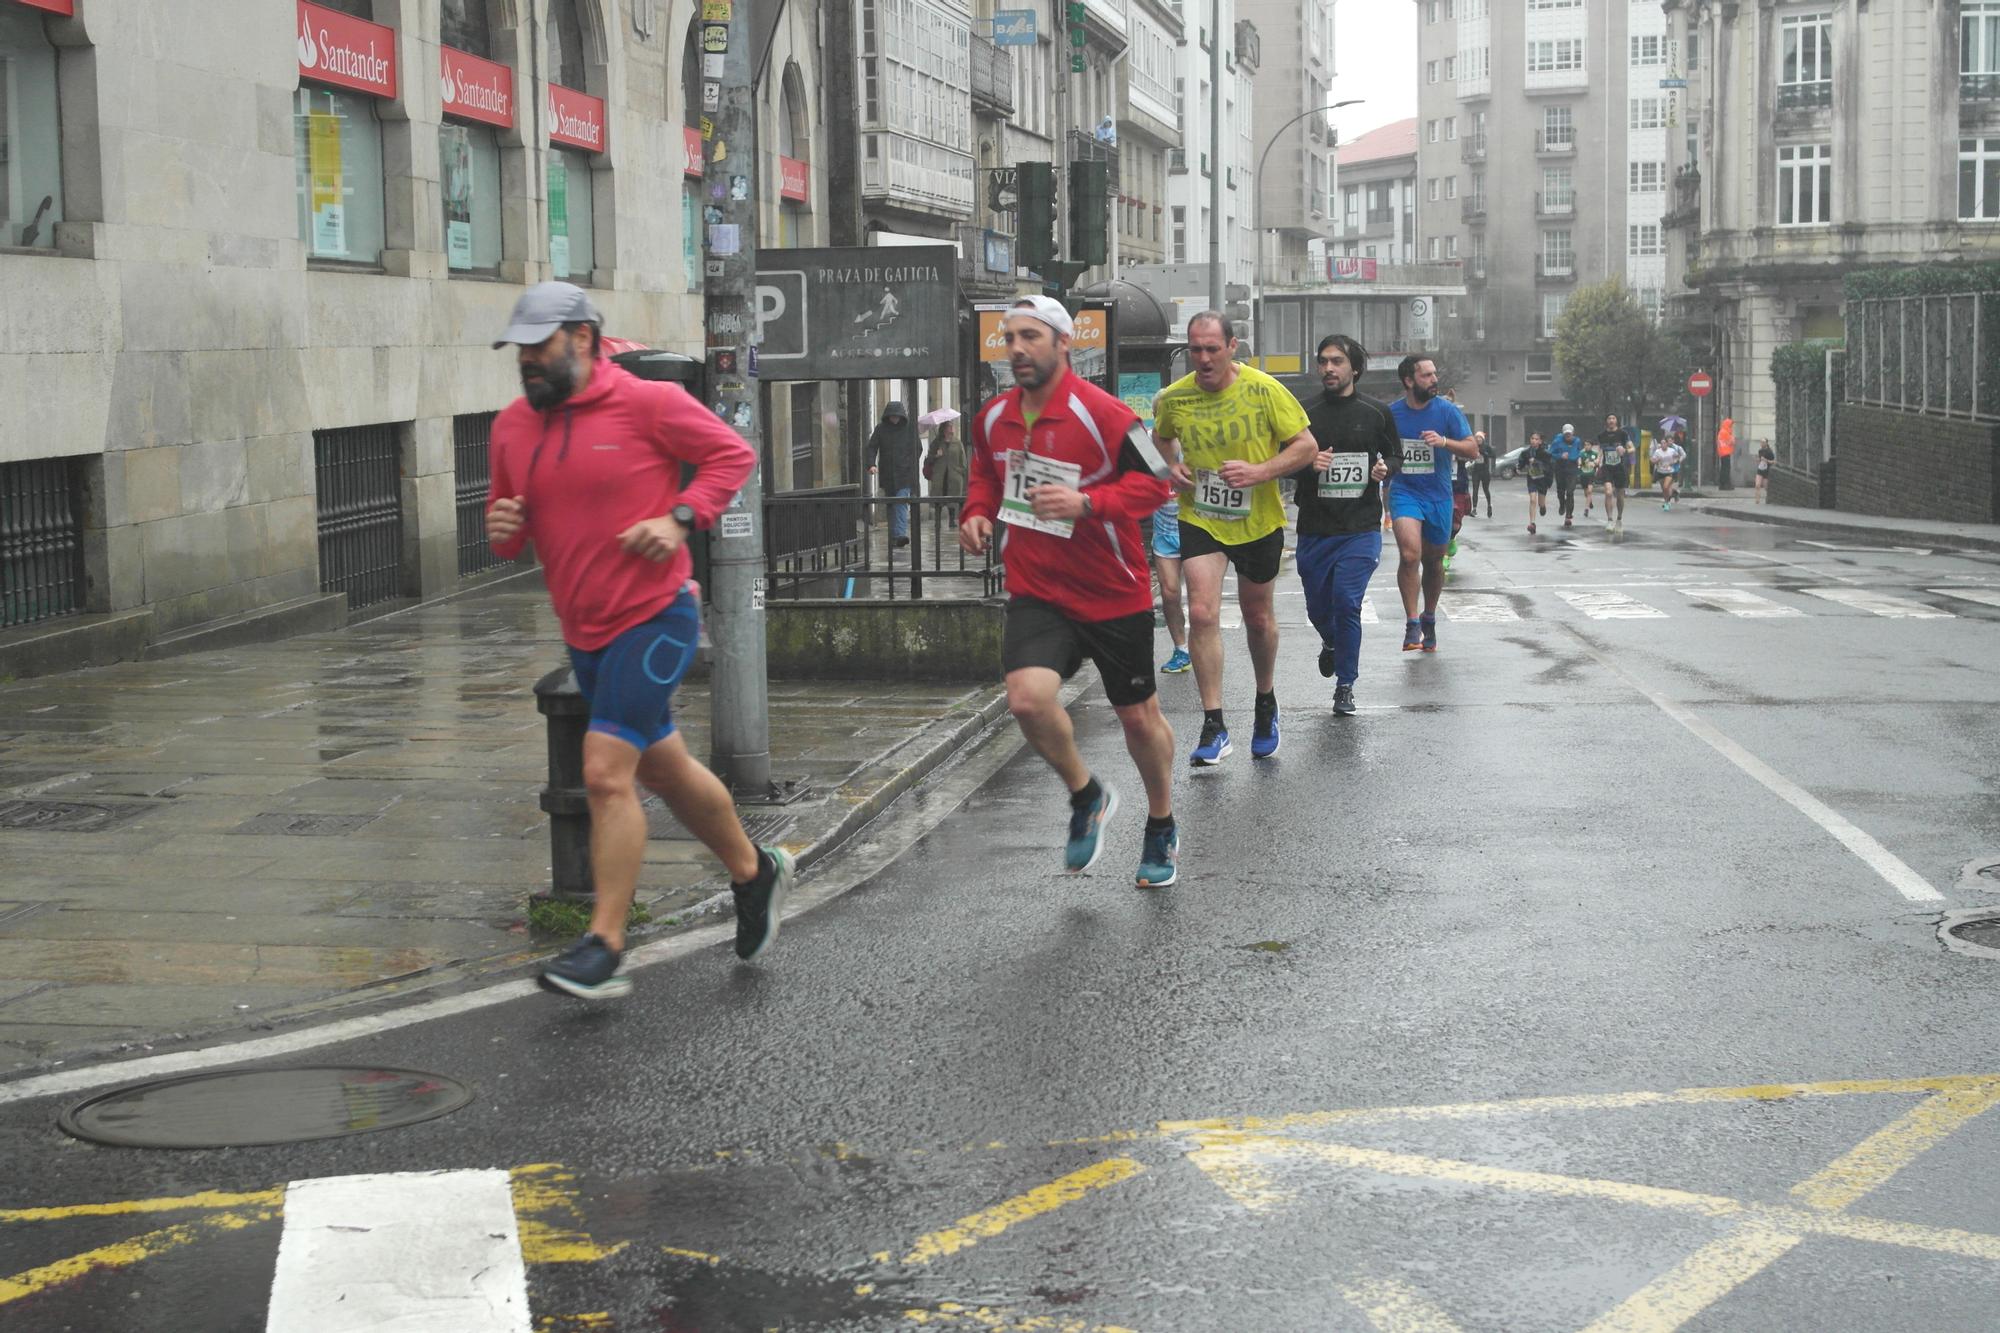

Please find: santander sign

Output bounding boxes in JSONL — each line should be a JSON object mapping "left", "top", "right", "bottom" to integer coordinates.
{"left": 297, "top": 1, "right": 397, "bottom": 99}
{"left": 441, "top": 46, "right": 514, "bottom": 129}
{"left": 549, "top": 83, "right": 607, "bottom": 152}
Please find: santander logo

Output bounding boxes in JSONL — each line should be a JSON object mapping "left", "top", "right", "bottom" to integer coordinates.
{"left": 298, "top": 18, "right": 318, "bottom": 70}
{"left": 296, "top": 3, "right": 396, "bottom": 98}
{"left": 441, "top": 72, "right": 456, "bottom": 105}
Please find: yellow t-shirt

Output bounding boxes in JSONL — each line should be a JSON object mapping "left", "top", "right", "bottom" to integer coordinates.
{"left": 1154, "top": 364, "right": 1311, "bottom": 544}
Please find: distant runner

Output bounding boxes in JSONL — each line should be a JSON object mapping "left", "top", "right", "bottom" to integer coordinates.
{"left": 1577, "top": 434, "right": 1600, "bottom": 517}
{"left": 1651, "top": 433, "right": 1686, "bottom": 510}
{"left": 1549, "top": 423, "right": 1583, "bottom": 529}
{"left": 1521, "top": 432, "right": 1554, "bottom": 536}
{"left": 1598, "top": 414, "right": 1633, "bottom": 533}
{"left": 1755, "top": 438, "right": 1776, "bottom": 504}
{"left": 1387, "top": 355, "right": 1482, "bottom": 652}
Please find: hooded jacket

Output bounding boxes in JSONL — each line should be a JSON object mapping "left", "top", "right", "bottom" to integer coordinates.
{"left": 487, "top": 357, "right": 754, "bottom": 650}
{"left": 868, "top": 402, "right": 920, "bottom": 490}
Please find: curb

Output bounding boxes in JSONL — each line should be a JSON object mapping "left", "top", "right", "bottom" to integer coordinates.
{"left": 1682, "top": 502, "right": 2000, "bottom": 554}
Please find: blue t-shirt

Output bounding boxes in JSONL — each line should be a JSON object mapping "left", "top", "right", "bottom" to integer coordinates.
{"left": 1549, "top": 432, "right": 1582, "bottom": 464}
{"left": 1387, "top": 397, "right": 1472, "bottom": 499}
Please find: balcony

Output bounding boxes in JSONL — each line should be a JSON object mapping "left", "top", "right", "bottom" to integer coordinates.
{"left": 1963, "top": 72, "right": 2000, "bottom": 103}
{"left": 1536, "top": 256, "right": 1575, "bottom": 281}
{"left": 1365, "top": 205, "right": 1395, "bottom": 226}
{"left": 1535, "top": 191, "right": 1575, "bottom": 218}
{"left": 1662, "top": 165, "right": 1701, "bottom": 229}
{"left": 1461, "top": 197, "right": 1487, "bottom": 223}
{"left": 971, "top": 35, "right": 1015, "bottom": 117}
{"left": 1535, "top": 131, "right": 1575, "bottom": 156}
{"left": 1460, "top": 134, "right": 1487, "bottom": 164}
{"left": 1776, "top": 81, "right": 1833, "bottom": 111}
{"left": 1168, "top": 147, "right": 1187, "bottom": 173}
{"left": 1068, "top": 129, "right": 1121, "bottom": 192}
{"left": 1465, "top": 258, "right": 1487, "bottom": 285}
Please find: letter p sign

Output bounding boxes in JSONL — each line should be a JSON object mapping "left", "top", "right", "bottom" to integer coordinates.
{"left": 753, "top": 271, "right": 806, "bottom": 361}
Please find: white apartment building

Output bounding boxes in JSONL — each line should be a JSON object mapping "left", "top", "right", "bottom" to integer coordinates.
{"left": 1164, "top": 0, "right": 1259, "bottom": 307}
{"left": 1240, "top": 0, "right": 1338, "bottom": 281}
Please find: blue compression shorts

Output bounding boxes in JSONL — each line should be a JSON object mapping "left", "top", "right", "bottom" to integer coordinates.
{"left": 566, "top": 586, "right": 701, "bottom": 751}
{"left": 1388, "top": 486, "right": 1454, "bottom": 548}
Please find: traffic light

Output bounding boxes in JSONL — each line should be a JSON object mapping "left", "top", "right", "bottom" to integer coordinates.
{"left": 1069, "top": 159, "right": 1109, "bottom": 268}
{"left": 1018, "top": 161, "right": 1055, "bottom": 271}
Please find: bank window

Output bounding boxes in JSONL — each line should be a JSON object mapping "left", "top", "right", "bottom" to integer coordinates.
{"left": 441, "top": 122, "right": 502, "bottom": 273}
{"left": 548, "top": 149, "right": 595, "bottom": 281}
{"left": 0, "top": 4, "right": 63, "bottom": 249}
{"left": 1961, "top": 137, "right": 2000, "bottom": 220}
{"left": 1777, "top": 142, "right": 1832, "bottom": 225}
{"left": 294, "top": 86, "right": 387, "bottom": 264}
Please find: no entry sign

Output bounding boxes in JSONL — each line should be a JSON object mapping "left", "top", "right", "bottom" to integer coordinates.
{"left": 1688, "top": 371, "right": 1714, "bottom": 397}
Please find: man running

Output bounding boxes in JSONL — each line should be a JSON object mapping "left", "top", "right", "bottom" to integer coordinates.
{"left": 1598, "top": 413, "right": 1633, "bottom": 533}
{"left": 1295, "top": 334, "right": 1398, "bottom": 717}
{"left": 1468, "top": 430, "right": 1494, "bottom": 518}
{"left": 1387, "top": 355, "right": 1481, "bottom": 651}
{"left": 960, "top": 296, "right": 1181, "bottom": 888}
{"left": 486, "top": 282, "right": 791, "bottom": 998}
{"left": 1651, "top": 432, "right": 1686, "bottom": 510}
{"left": 1154, "top": 313, "right": 1318, "bottom": 764}
{"left": 1577, "top": 433, "right": 1600, "bottom": 517}
{"left": 1548, "top": 422, "right": 1583, "bottom": 528}
{"left": 1521, "top": 432, "right": 1554, "bottom": 535}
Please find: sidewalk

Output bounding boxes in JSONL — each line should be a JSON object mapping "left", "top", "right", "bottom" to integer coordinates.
{"left": 0, "top": 574, "right": 1005, "bottom": 1076}
{"left": 1681, "top": 494, "right": 2000, "bottom": 553}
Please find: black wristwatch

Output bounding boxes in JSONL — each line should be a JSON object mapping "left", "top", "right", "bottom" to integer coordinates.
{"left": 671, "top": 503, "right": 698, "bottom": 530}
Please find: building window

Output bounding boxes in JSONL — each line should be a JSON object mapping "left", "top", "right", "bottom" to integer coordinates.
{"left": 440, "top": 124, "right": 502, "bottom": 272}
{"left": 1629, "top": 161, "right": 1665, "bottom": 192}
{"left": 1528, "top": 0, "right": 1582, "bottom": 8}
{"left": 1628, "top": 223, "right": 1662, "bottom": 256}
{"left": 295, "top": 87, "right": 387, "bottom": 264}
{"left": 1, "top": 4, "right": 65, "bottom": 250}
{"left": 1427, "top": 60, "right": 1439, "bottom": 83}
{"left": 1630, "top": 98, "right": 1665, "bottom": 130}
{"left": 1961, "top": 137, "right": 2000, "bottom": 220}
{"left": 1780, "top": 14, "right": 1833, "bottom": 89}
{"left": 1541, "top": 228, "right": 1572, "bottom": 271}
{"left": 1445, "top": 56, "right": 1456, "bottom": 80}
{"left": 1428, "top": 236, "right": 1441, "bottom": 260}
{"left": 1630, "top": 35, "right": 1663, "bottom": 66}
{"left": 1446, "top": 235, "right": 1458, "bottom": 259}
{"left": 1543, "top": 106, "right": 1574, "bottom": 149}
{"left": 1428, "top": 119, "right": 1440, "bottom": 143}
{"left": 1446, "top": 117, "right": 1458, "bottom": 141}
{"left": 1445, "top": 176, "right": 1457, "bottom": 199}
{"left": 549, "top": 149, "right": 596, "bottom": 279}
{"left": 1542, "top": 166, "right": 1573, "bottom": 208}
{"left": 1637, "top": 287, "right": 1663, "bottom": 322}
{"left": 1427, "top": 177, "right": 1440, "bottom": 202}
{"left": 1172, "top": 205, "right": 1186, "bottom": 261}
{"left": 1525, "top": 352, "right": 1554, "bottom": 380}
{"left": 1539, "top": 294, "right": 1569, "bottom": 338}
{"left": 1777, "top": 142, "right": 1832, "bottom": 225}
{"left": 1527, "top": 40, "right": 1584, "bottom": 74}
{"left": 1968, "top": 3, "right": 2000, "bottom": 74}
{"left": 1688, "top": 33, "right": 1700, "bottom": 70}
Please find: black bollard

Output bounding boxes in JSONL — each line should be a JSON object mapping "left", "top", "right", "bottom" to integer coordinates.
{"left": 533, "top": 667, "right": 594, "bottom": 902}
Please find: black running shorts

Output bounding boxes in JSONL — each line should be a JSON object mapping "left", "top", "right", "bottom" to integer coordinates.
{"left": 1176, "top": 523, "right": 1285, "bottom": 584}
{"left": 1002, "top": 597, "right": 1158, "bottom": 708}
{"left": 1601, "top": 464, "right": 1630, "bottom": 490}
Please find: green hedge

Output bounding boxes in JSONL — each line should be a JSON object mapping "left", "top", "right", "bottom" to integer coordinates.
{"left": 1844, "top": 263, "right": 2000, "bottom": 301}
{"left": 1772, "top": 338, "right": 1842, "bottom": 383}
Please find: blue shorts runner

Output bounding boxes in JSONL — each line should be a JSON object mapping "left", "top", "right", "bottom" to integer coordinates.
{"left": 1388, "top": 486, "right": 1454, "bottom": 548}
{"left": 1150, "top": 502, "right": 1181, "bottom": 559}
{"left": 567, "top": 586, "right": 701, "bottom": 751}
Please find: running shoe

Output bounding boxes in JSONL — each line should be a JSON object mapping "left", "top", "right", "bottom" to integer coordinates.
{"left": 732, "top": 846, "right": 794, "bottom": 960}
{"left": 1160, "top": 647, "right": 1192, "bottom": 674}
{"left": 1317, "top": 644, "right": 1336, "bottom": 678}
{"left": 1563, "top": 517, "right": 1572, "bottom": 529}
{"left": 1528, "top": 523, "right": 1536, "bottom": 535}
{"left": 1332, "top": 683, "right": 1357, "bottom": 716}
{"left": 1420, "top": 615, "right": 1438, "bottom": 653}
{"left": 1135, "top": 822, "right": 1179, "bottom": 889}
{"left": 1402, "top": 618, "right": 1423, "bottom": 651}
{"left": 538, "top": 933, "right": 632, "bottom": 1000}
{"left": 1064, "top": 783, "right": 1119, "bottom": 873}
{"left": 1190, "top": 716, "right": 1232, "bottom": 766}
{"left": 1251, "top": 697, "right": 1281, "bottom": 759}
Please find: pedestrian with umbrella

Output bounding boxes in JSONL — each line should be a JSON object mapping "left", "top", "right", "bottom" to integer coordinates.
{"left": 921, "top": 408, "right": 968, "bottom": 513}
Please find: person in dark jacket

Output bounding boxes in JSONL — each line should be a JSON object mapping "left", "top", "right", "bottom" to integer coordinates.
{"left": 1293, "top": 334, "right": 1398, "bottom": 717}
{"left": 1522, "top": 432, "right": 1555, "bottom": 534}
{"left": 868, "top": 400, "right": 920, "bottom": 548}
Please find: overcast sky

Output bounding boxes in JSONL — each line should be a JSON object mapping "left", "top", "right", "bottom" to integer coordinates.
{"left": 1329, "top": 0, "right": 1419, "bottom": 146}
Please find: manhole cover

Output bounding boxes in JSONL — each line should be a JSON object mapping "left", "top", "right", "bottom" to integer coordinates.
{"left": 59, "top": 1067, "right": 472, "bottom": 1149}
{"left": 1948, "top": 918, "right": 2000, "bottom": 951}
{"left": 0, "top": 799, "right": 157, "bottom": 833}
{"left": 233, "top": 812, "right": 381, "bottom": 836}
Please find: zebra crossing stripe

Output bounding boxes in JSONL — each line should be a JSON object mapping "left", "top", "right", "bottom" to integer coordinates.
{"left": 1359, "top": 597, "right": 1379, "bottom": 624}
{"left": 1557, "top": 590, "right": 1668, "bottom": 620}
{"left": 1678, "top": 587, "right": 1804, "bottom": 618}
{"left": 1931, "top": 587, "right": 2000, "bottom": 610}
{"left": 266, "top": 1170, "right": 531, "bottom": 1332}
{"left": 1442, "top": 594, "right": 1518, "bottom": 623}
{"left": 1801, "top": 588, "right": 1954, "bottom": 620}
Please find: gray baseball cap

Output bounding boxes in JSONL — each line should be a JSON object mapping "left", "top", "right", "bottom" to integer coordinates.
{"left": 492, "top": 281, "right": 602, "bottom": 348}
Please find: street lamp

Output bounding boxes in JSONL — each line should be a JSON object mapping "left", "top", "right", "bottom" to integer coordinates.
{"left": 1253, "top": 99, "right": 1364, "bottom": 347}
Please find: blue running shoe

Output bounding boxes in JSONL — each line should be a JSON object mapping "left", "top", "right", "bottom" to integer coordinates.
{"left": 1190, "top": 716, "right": 1232, "bottom": 766}
{"left": 1160, "top": 647, "right": 1192, "bottom": 674}
{"left": 1136, "top": 822, "right": 1179, "bottom": 889}
{"left": 1251, "top": 696, "right": 1281, "bottom": 759}
{"left": 1064, "top": 782, "right": 1119, "bottom": 872}
{"left": 1420, "top": 614, "right": 1438, "bottom": 653}
{"left": 538, "top": 933, "right": 632, "bottom": 999}
{"left": 1402, "top": 618, "right": 1423, "bottom": 651}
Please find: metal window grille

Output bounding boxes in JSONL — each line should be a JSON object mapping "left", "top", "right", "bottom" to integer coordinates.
{"left": 1845, "top": 292, "right": 1997, "bottom": 422}
{"left": 0, "top": 457, "right": 87, "bottom": 629}
{"left": 313, "top": 424, "right": 406, "bottom": 611}
{"left": 453, "top": 412, "right": 505, "bottom": 577}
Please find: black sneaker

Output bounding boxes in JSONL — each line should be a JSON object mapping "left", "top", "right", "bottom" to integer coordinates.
{"left": 732, "top": 846, "right": 795, "bottom": 960}
{"left": 1317, "top": 644, "right": 1336, "bottom": 678}
{"left": 1333, "top": 683, "right": 1357, "bottom": 716}
{"left": 538, "top": 933, "right": 632, "bottom": 999}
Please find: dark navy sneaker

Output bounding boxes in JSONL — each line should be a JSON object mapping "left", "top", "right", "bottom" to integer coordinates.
{"left": 1317, "top": 644, "right": 1337, "bottom": 678}
{"left": 1402, "top": 618, "right": 1423, "bottom": 651}
{"left": 1333, "top": 683, "right": 1357, "bottom": 716}
{"left": 1064, "top": 782, "right": 1119, "bottom": 873}
{"left": 1251, "top": 697, "right": 1281, "bottom": 759}
{"left": 733, "top": 846, "right": 795, "bottom": 960}
{"left": 538, "top": 933, "right": 631, "bottom": 1000}
{"left": 1135, "top": 822, "right": 1179, "bottom": 889}
{"left": 1190, "top": 716, "right": 1232, "bottom": 766}
{"left": 1420, "top": 614, "right": 1438, "bottom": 653}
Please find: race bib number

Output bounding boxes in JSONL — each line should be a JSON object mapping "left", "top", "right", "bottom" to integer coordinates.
{"left": 1319, "top": 452, "right": 1369, "bottom": 500}
{"left": 1193, "top": 468, "right": 1251, "bottom": 520}
{"left": 1604, "top": 444, "right": 1624, "bottom": 465}
{"left": 999, "top": 450, "right": 1083, "bottom": 539}
{"left": 1400, "top": 438, "right": 1435, "bottom": 472}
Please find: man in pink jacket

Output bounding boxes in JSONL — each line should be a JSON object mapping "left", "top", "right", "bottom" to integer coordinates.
{"left": 486, "top": 282, "right": 792, "bottom": 998}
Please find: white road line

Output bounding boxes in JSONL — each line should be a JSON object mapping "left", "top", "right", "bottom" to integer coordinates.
{"left": 1801, "top": 588, "right": 1954, "bottom": 620}
{"left": 1556, "top": 590, "right": 1669, "bottom": 620}
{"left": 1796, "top": 540, "right": 1935, "bottom": 555}
{"left": 1562, "top": 631, "right": 1943, "bottom": 904}
{"left": 1678, "top": 587, "right": 1804, "bottom": 618}
{"left": 267, "top": 1170, "right": 530, "bottom": 1333}
{"left": 1359, "top": 597, "right": 1380, "bottom": 625}
{"left": 1931, "top": 587, "right": 2000, "bottom": 610}
{"left": 1442, "top": 594, "right": 1518, "bottom": 623}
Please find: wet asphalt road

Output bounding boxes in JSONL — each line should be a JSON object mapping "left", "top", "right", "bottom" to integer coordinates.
{"left": 5, "top": 512, "right": 2000, "bottom": 1332}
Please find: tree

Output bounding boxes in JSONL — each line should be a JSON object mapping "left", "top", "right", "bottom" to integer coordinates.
{"left": 1553, "top": 279, "right": 1661, "bottom": 422}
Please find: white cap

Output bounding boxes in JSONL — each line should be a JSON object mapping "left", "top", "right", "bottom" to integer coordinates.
{"left": 1007, "top": 295, "right": 1075, "bottom": 339}
{"left": 1563, "top": 423, "right": 1574, "bottom": 433}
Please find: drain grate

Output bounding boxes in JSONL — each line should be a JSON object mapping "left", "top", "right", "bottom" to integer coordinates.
{"left": 0, "top": 799, "right": 158, "bottom": 833}
{"left": 59, "top": 1067, "right": 473, "bottom": 1149}
{"left": 233, "top": 812, "right": 382, "bottom": 836}
{"left": 642, "top": 797, "right": 791, "bottom": 845}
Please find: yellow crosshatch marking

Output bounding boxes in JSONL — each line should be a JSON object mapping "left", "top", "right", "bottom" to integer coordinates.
{"left": 4, "top": 1072, "right": 1999, "bottom": 1330}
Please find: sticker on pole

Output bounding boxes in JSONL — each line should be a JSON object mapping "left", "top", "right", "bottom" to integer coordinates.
{"left": 720, "top": 511, "right": 754, "bottom": 539}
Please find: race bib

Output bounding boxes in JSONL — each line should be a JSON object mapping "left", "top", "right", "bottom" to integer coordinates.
{"left": 999, "top": 449, "right": 1084, "bottom": 539}
{"left": 1193, "top": 467, "right": 1251, "bottom": 520}
{"left": 1319, "top": 452, "right": 1369, "bottom": 500}
{"left": 1399, "top": 438, "right": 1435, "bottom": 472}
{"left": 1604, "top": 444, "right": 1624, "bottom": 465}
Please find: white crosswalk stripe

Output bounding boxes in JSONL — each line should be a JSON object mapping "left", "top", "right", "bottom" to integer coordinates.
{"left": 1677, "top": 587, "right": 1805, "bottom": 618}
{"left": 1800, "top": 588, "right": 1954, "bottom": 619}
{"left": 266, "top": 1170, "right": 531, "bottom": 1333}
{"left": 1930, "top": 587, "right": 2000, "bottom": 610}
{"left": 1359, "top": 596, "right": 1380, "bottom": 624}
{"left": 1442, "top": 594, "right": 1519, "bottom": 623}
{"left": 1557, "top": 590, "right": 1668, "bottom": 620}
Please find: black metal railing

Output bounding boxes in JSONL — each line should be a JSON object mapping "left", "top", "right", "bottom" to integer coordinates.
{"left": 1965, "top": 72, "right": 2000, "bottom": 102}
{"left": 1777, "top": 81, "right": 1833, "bottom": 110}
{"left": 453, "top": 411, "right": 504, "bottom": 577}
{"left": 764, "top": 491, "right": 1000, "bottom": 601}
{"left": 1535, "top": 191, "right": 1575, "bottom": 217}
{"left": 1536, "top": 131, "right": 1574, "bottom": 154}
{"left": 0, "top": 457, "right": 86, "bottom": 629}
{"left": 314, "top": 423, "right": 405, "bottom": 611}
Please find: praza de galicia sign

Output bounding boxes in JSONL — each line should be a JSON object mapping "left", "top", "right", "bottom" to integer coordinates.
{"left": 752, "top": 245, "right": 957, "bottom": 380}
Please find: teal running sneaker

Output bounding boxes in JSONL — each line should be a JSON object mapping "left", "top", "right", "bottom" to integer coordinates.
{"left": 1136, "top": 822, "right": 1179, "bottom": 889}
